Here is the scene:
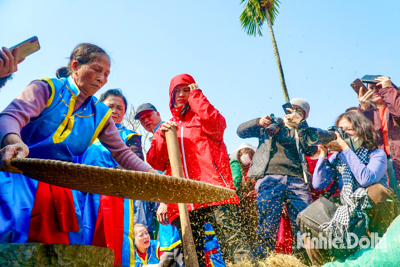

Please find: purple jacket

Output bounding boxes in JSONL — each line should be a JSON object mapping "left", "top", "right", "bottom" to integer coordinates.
{"left": 0, "top": 80, "right": 150, "bottom": 172}
{"left": 359, "top": 86, "right": 400, "bottom": 182}
{"left": 313, "top": 148, "right": 388, "bottom": 191}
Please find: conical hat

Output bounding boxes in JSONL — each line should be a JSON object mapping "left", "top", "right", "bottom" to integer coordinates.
{"left": 10, "top": 158, "right": 235, "bottom": 204}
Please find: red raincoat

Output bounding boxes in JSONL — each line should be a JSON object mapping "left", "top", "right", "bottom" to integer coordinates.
{"left": 146, "top": 74, "right": 239, "bottom": 223}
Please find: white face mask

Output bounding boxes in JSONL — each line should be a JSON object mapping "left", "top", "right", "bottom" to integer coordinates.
{"left": 240, "top": 154, "right": 252, "bottom": 166}
{"left": 283, "top": 118, "right": 295, "bottom": 128}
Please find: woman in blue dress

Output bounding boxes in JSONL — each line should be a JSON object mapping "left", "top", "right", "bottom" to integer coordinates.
{"left": 0, "top": 43, "right": 156, "bottom": 246}
{"left": 72, "top": 88, "right": 148, "bottom": 266}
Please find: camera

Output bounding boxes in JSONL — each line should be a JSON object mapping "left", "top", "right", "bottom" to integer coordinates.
{"left": 264, "top": 114, "right": 284, "bottom": 136}
{"left": 304, "top": 126, "right": 348, "bottom": 146}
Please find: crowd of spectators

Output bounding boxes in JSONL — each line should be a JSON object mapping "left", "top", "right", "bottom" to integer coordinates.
{"left": 0, "top": 43, "right": 399, "bottom": 267}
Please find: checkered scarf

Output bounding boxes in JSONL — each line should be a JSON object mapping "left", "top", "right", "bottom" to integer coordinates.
{"left": 320, "top": 147, "right": 372, "bottom": 245}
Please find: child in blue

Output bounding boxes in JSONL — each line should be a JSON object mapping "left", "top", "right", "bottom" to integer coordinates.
{"left": 134, "top": 224, "right": 160, "bottom": 267}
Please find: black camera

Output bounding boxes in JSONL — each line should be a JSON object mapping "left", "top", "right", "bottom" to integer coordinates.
{"left": 304, "top": 126, "right": 348, "bottom": 146}
{"left": 264, "top": 114, "right": 284, "bottom": 136}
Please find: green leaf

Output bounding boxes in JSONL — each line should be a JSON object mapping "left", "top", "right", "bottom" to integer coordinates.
{"left": 239, "top": 0, "right": 280, "bottom": 37}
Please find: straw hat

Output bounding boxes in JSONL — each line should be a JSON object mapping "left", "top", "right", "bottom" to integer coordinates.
{"left": 10, "top": 158, "right": 235, "bottom": 204}
{"left": 229, "top": 143, "right": 257, "bottom": 160}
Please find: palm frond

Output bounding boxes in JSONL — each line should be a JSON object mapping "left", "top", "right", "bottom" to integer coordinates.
{"left": 239, "top": 0, "right": 280, "bottom": 37}
{"left": 240, "top": 0, "right": 264, "bottom": 36}
{"left": 267, "top": 0, "right": 280, "bottom": 25}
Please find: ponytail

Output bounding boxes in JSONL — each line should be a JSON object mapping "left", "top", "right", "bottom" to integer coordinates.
{"left": 56, "top": 67, "right": 69, "bottom": 79}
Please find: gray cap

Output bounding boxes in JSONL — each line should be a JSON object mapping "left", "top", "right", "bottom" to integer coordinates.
{"left": 134, "top": 103, "right": 158, "bottom": 119}
{"left": 290, "top": 98, "right": 310, "bottom": 119}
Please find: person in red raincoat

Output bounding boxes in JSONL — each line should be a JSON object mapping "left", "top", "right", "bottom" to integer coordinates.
{"left": 146, "top": 74, "right": 252, "bottom": 266}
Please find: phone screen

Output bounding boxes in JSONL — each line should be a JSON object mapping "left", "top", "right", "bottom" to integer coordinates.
{"left": 282, "top": 102, "right": 293, "bottom": 115}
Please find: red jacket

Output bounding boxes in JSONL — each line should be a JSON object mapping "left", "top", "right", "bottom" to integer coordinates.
{"left": 359, "top": 86, "right": 400, "bottom": 182}
{"left": 146, "top": 74, "right": 239, "bottom": 223}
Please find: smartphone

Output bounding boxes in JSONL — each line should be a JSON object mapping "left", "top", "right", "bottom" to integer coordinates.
{"left": 8, "top": 36, "right": 40, "bottom": 62}
{"left": 350, "top": 78, "right": 368, "bottom": 95}
{"left": 282, "top": 102, "right": 293, "bottom": 115}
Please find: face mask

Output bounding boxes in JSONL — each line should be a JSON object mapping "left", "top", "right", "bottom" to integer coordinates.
{"left": 240, "top": 154, "right": 252, "bottom": 166}
{"left": 350, "top": 135, "right": 364, "bottom": 151}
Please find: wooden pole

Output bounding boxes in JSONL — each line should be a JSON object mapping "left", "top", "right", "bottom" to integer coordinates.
{"left": 165, "top": 126, "right": 199, "bottom": 267}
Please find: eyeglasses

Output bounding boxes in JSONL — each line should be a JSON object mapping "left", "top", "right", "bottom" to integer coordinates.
{"left": 292, "top": 106, "right": 304, "bottom": 116}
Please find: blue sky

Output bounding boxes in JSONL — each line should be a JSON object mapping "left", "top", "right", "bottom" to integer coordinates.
{"left": 1, "top": 0, "right": 399, "bottom": 154}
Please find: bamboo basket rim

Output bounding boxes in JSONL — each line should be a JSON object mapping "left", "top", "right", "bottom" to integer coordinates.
{"left": 9, "top": 158, "right": 235, "bottom": 203}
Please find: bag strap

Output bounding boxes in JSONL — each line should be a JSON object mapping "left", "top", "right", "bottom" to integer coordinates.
{"left": 295, "top": 129, "right": 309, "bottom": 184}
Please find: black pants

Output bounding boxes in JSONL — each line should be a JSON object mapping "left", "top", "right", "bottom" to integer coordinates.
{"left": 173, "top": 204, "right": 253, "bottom": 267}
{"left": 158, "top": 246, "right": 185, "bottom": 267}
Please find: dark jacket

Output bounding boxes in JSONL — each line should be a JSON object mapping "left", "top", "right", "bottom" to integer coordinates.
{"left": 359, "top": 86, "right": 400, "bottom": 181}
{"left": 237, "top": 118, "right": 317, "bottom": 181}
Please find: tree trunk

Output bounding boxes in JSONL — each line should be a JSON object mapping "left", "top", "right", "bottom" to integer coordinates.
{"left": 265, "top": 6, "right": 290, "bottom": 103}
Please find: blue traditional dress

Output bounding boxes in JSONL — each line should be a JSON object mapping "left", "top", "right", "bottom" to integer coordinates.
{"left": 135, "top": 240, "right": 161, "bottom": 267}
{"left": 159, "top": 224, "right": 182, "bottom": 252}
{"left": 134, "top": 201, "right": 159, "bottom": 238}
{"left": 73, "top": 123, "right": 142, "bottom": 266}
{"left": 0, "top": 76, "right": 111, "bottom": 244}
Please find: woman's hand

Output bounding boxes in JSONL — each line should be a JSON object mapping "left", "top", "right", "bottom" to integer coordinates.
{"left": 188, "top": 83, "right": 200, "bottom": 91}
{"left": 318, "top": 144, "right": 329, "bottom": 158}
{"left": 325, "top": 141, "right": 342, "bottom": 152}
{"left": 324, "top": 132, "right": 349, "bottom": 152}
{"left": 333, "top": 132, "right": 349, "bottom": 151}
{"left": 157, "top": 203, "right": 169, "bottom": 225}
{"left": 258, "top": 115, "right": 272, "bottom": 127}
{"left": 160, "top": 121, "right": 177, "bottom": 137}
{"left": 0, "top": 47, "right": 23, "bottom": 78}
{"left": 1, "top": 133, "right": 29, "bottom": 173}
{"left": 0, "top": 144, "right": 29, "bottom": 173}
{"left": 284, "top": 108, "right": 303, "bottom": 125}
{"left": 375, "top": 76, "right": 392, "bottom": 89}
{"left": 146, "top": 168, "right": 159, "bottom": 174}
{"left": 358, "top": 86, "right": 374, "bottom": 110}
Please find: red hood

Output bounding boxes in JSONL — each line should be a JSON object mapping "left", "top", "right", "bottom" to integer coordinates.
{"left": 169, "top": 74, "right": 196, "bottom": 110}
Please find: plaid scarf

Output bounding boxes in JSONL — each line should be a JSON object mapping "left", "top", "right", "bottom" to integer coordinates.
{"left": 320, "top": 147, "right": 372, "bottom": 246}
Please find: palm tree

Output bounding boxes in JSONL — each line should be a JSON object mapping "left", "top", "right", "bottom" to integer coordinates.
{"left": 240, "top": 0, "right": 290, "bottom": 102}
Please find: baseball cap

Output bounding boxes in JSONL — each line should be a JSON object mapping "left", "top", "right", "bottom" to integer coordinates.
{"left": 134, "top": 103, "right": 158, "bottom": 120}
